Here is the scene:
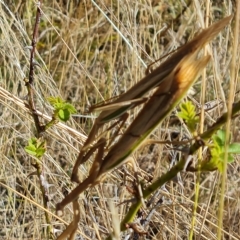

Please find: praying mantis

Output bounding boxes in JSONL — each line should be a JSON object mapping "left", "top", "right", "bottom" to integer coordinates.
{"left": 56, "top": 15, "right": 232, "bottom": 220}
{"left": 70, "top": 15, "right": 232, "bottom": 185}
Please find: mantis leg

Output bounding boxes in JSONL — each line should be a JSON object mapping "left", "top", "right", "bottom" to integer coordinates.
{"left": 104, "top": 112, "right": 129, "bottom": 147}
{"left": 71, "top": 138, "right": 106, "bottom": 183}
{"left": 57, "top": 138, "right": 106, "bottom": 216}
{"left": 71, "top": 112, "right": 129, "bottom": 183}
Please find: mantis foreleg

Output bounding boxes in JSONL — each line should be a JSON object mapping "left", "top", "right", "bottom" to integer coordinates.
{"left": 71, "top": 112, "right": 129, "bottom": 183}
{"left": 57, "top": 138, "right": 106, "bottom": 216}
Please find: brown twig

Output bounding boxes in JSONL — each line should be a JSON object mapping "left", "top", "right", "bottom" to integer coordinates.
{"left": 24, "top": 1, "right": 53, "bottom": 238}
{"left": 25, "top": 1, "right": 43, "bottom": 137}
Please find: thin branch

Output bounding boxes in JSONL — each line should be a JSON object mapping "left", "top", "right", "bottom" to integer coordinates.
{"left": 25, "top": 0, "right": 43, "bottom": 136}
{"left": 24, "top": 1, "right": 53, "bottom": 238}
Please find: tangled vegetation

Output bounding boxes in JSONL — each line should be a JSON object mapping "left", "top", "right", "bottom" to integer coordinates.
{"left": 0, "top": 1, "right": 239, "bottom": 239}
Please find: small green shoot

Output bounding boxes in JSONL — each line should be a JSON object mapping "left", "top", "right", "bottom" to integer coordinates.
{"left": 177, "top": 101, "right": 199, "bottom": 133}
{"left": 201, "top": 130, "right": 240, "bottom": 172}
{"left": 25, "top": 137, "right": 46, "bottom": 158}
{"left": 48, "top": 96, "right": 76, "bottom": 122}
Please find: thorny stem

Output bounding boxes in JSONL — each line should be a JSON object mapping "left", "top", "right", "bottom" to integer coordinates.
{"left": 29, "top": 1, "right": 41, "bottom": 85}
{"left": 25, "top": 0, "right": 43, "bottom": 137}
{"left": 25, "top": 83, "right": 43, "bottom": 136}
{"left": 25, "top": 1, "right": 53, "bottom": 238}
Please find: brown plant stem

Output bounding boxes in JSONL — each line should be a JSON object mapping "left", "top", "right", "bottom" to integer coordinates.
{"left": 25, "top": 1, "right": 53, "bottom": 238}
{"left": 25, "top": 1, "right": 43, "bottom": 137}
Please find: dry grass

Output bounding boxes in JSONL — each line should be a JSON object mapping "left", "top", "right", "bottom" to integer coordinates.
{"left": 0, "top": 0, "right": 239, "bottom": 239}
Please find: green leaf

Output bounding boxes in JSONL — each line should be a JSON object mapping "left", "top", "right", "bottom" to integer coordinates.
{"left": 177, "top": 101, "right": 199, "bottom": 133}
{"left": 200, "top": 158, "right": 220, "bottom": 172}
{"left": 207, "top": 130, "right": 240, "bottom": 172}
{"left": 216, "top": 129, "right": 226, "bottom": 141}
{"left": 228, "top": 143, "right": 240, "bottom": 154}
{"left": 227, "top": 155, "right": 234, "bottom": 163}
{"left": 25, "top": 145, "right": 37, "bottom": 156}
{"left": 219, "top": 152, "right": 234, "bottom": 163}
{"left": 210, "top": 144, "right": 221, "bottom": 159}
{"left": 64, "top": 103, "right": 76, "bottom": 114}
{"left": 25, "top": 138, "right": 46, "bottom": 158}
{"left": 29, "top": 138, "right": 37, "bottom": 146}
{"left": 212, "top": 135, "right": 223, "bottom": 147}
{"left": 47, "top": 96, "right": 76, "bottom": 122}
{"left": 36, "top": 148, "right": 46, "bottom": 158}
{"left": 212, "top": 130, "right": 226, "bottom": 146}
{"left": 58, "top": 109, "right": 70, "bottom": 122}
{"left": 217, "top": 162, "right": 223, "bottom": 172}
{"left": 48, "top": 96, "right": 64, "bottom": 109}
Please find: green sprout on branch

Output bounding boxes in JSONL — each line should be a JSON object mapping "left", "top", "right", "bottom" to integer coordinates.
{"left": 177, "top": 100, "right": 199, "bottom": 133}
{"left": 48, "top": 96, "right": 76, "bottom": 122}
{"left": 201, "top": 130, "right": 240, "bottom": 172}
{"left": 25, "top": 137, "right": 46, "bottom": 158}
